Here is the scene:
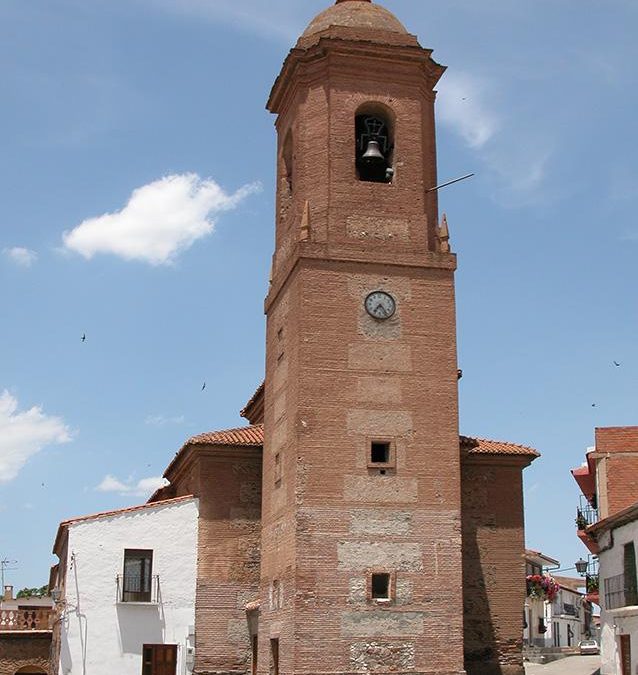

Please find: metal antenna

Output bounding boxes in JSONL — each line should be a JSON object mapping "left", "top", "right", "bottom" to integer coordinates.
{"left": 428, "top": 173, "right": 475, "bottom": 192}
{"left": 1, "top": 558, "right": 18, "bottom": 589}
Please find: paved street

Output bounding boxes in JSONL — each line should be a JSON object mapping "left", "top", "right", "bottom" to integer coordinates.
{"left": 525, "top": 655, "right": 601, "bottom": 675}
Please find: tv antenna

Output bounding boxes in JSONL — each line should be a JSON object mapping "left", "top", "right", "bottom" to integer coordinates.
{"left": 1, "top": 558, "right": 18, "bottom": 589}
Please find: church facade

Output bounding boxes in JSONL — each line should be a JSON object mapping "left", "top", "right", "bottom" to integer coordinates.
{"left": 153, "top": 2, "right": 539, "bottom": 674}
{"left": 50, "top": 2, "right": 539, "bottom": 674}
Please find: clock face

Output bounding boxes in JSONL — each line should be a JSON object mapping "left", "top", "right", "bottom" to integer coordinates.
{"left": 365, "top": 291, "right": 396, "bottom": 320}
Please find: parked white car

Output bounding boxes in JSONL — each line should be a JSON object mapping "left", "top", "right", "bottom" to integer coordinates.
{"left": 579, "top": 639, "right": 600, "bottom": 655}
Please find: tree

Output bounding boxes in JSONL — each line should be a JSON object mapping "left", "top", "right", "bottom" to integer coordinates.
{"left": 15, "top": 585, "right": 49, "bottom": 599}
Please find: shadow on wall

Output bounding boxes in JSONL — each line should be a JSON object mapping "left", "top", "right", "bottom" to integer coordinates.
{"left": 60, "top": 622, "right": 73, "bottom": 674}
{"left": 463, "top": 525, "right": 501, "bottom": 675}
{"left": 116, "top": 605, "right": 165, "bottom": 654}
{"left": 14, "top": 668, "right": 48, "bottom": 674}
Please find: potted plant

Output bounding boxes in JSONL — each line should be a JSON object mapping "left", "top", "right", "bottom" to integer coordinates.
{"left": 526, "top": 574, "right": 560, "bottom": 602}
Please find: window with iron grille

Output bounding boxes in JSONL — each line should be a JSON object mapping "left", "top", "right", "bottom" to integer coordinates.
{"left": 123, "top": 549, "right": 153, "bottom": 602}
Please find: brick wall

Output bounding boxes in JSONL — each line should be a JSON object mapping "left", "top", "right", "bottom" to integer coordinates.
{"left": 0, "top": 633, "right": 50, "bottom": 675}
{"left": 462, "top": 457, "right": 528, "bottom": 675}
{"left": 595, "top": 427, "right": 638, "bottom": 519}
{"left": 192, "top": 449, "right": 262, "bottom": 675}
{"left": 606, "top": 455, "right": 638, "bottom": 517}
{"left": 595, "top": 427, "right": 638, "bottom": 454}
{"left": 260, "top": 7, "right": 466, "bottom": 673}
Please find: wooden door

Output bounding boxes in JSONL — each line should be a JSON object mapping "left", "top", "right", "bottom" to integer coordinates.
{"left": 620, "top": 635, "right": 631, "bottom": 675}
{"left": 142, "top": 644, "right": 177, "bottom": 675}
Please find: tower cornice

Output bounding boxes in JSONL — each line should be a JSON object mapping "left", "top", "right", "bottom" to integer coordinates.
{"left": 267, "top": 36, "right": 446, "bottom": 115}
{"left": 264, "top": 242, "right": 456, "bottom": 314}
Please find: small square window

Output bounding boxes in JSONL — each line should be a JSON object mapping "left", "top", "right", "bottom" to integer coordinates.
{"left": 371, "top": 573, "right": 390, "bottom": 599}
{"left": 370, "top": 442, "right": 390, "bottom": 464}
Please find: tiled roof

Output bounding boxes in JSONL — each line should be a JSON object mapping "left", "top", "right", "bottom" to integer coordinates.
{"left": 163, "top": 424, "right": 264, "bottom": 480}
{"left": 461, "top": 435, "right": 539, "bottom": 458}
{"left": 171, "top": 426, "right": 535, "bottom": 465}
{"left": 187, "top": 424, "right": 264, "bottom": 447}
{"left": 240, "top": 382, "right": 264, "bottom": 422}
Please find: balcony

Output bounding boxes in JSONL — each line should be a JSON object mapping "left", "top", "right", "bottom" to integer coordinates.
{"left": 116, "top": 574, "right": 160, "bottom": 604}
{"left": 0, "top": 608, "right": 53, "bottom": 632}
{"left": 576, "top": 506, "right": 600, "bottom": 554}
{"left": 604, "top": 573, "right": 638, "bottom": 611}
{"left": 586, "top": 574, "right": 600, "bottom": 605}
{"left": 576, "top": 505, "right": 599, "bottom": 529}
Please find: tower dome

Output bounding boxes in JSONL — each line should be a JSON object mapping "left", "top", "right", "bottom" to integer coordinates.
{"left": 298, "top": 0, "right": 410, "bottom": 47}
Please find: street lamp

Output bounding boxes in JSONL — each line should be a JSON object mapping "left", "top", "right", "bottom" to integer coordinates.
{"left": 575, "top": 558, "right": 589, "bottom": 576}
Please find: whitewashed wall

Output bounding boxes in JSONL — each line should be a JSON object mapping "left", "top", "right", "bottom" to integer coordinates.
{"left": 599, "top": 517, "right": 638, "bottom": 675}
{"left": 547, "top": 586, "right": 586, "bottom": 648}
{"left": 57, "top": 498, "right": 198, "bottom": 675}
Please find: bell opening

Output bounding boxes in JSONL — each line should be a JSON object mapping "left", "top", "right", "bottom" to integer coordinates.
{"left": 356, "top": 114, "right": 393, "bottom": 183}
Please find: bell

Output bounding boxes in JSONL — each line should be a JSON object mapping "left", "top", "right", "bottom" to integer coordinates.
{"left": 361, "top": 139, "right": 385, "bottom": 164}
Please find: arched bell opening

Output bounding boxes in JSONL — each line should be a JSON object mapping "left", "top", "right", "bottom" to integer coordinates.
{"left": 281, "top": 130, "right": 294, "bottom": 192}
{"left": 277, "top": 129, "right": 294, "bottom": 227}
{"left": 14, "top": 667, "right": 47, "bottom": 674}
{"left": 355, "top": 104, "right": 395, "bottom": 184}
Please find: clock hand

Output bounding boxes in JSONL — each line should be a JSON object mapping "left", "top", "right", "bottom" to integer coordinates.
{"left": 375, "top": 304, "right": 387, "bottom": 316}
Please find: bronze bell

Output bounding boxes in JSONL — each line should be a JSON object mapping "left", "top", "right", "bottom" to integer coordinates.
{"left": 361, "top": 139, "right": 385, "bottom": 164}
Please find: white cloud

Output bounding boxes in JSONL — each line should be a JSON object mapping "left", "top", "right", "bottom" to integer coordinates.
{"left": 437, "top": 70, "right": 554, "bottom": 206}
{"left": 3, "top": 247, "right": 38, "bottom": 267}
{"left": 0, "top": 391, "right": 72, "bottom": 483}
{"left": 437, "top": 72, "right": 499, "bottom": 149}
{"left": 96, "top": 474, "right": 168, "bottom": 497}
{"left": 62, "top": 173, "right": 260, "bottom": 265}
{"left": 145, "top": 414, "right": 185, "bottom": 427}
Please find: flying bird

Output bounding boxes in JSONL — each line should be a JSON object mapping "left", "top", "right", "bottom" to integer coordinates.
{"left": 613, "top": 361, "right": 621, "bottom": 367}
{"left": 201, "top": 382, "right": 206, "bottom": 391}
{"left": 591, "top": 403, "right": 597, "bottom": 408}
{"left": 81, "top": 333, "right": 86, "bottom": 342}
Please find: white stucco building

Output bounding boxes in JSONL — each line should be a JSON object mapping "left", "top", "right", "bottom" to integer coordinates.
{"left": 524, "top": 550, "right": 593, "bottom": 651}
{"left": 51, "top": 495, "right": 199, "bottom": 675}
{"left": 546, "top": 583, "right": 589, "bottom": 649}
{"left": 590, "top": 502, "right": 638, "bottom": 675}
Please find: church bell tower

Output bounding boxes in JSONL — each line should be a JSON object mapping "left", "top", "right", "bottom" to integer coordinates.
{"left": 260, "top": 1, "right": 465, "bottom": 673}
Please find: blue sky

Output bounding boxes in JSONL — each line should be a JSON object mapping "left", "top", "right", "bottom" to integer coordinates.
{"left": 1, "top": 0, "right": 636, "bottom": 589}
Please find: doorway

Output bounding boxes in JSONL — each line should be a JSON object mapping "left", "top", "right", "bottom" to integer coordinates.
{"left": 142, "top": 644, "right": 177, "bottom": 675}
{"left": 620, "top": 635, "right": 631, "bottom": 675}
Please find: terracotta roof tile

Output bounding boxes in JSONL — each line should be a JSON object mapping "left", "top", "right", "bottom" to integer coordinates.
{"left": 187, "top": 424, "right": 264, "bottom": 447}
{"left": 240, "top": 382, "right": 264, "bottom": 420}
{"left": 460, "top": 435, "right": 540, "bottom": 458}
{"left": 163, "top": 424, "right": 264, "bottom": 480}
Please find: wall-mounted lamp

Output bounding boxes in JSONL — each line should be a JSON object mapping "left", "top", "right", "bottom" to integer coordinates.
{"left": 575, "top": 558, "right": 589, "bottom": 576}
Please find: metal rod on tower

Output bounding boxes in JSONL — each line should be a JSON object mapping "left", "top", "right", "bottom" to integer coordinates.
{"left": 427, "top": 173, "right": 475, "bottom": 192}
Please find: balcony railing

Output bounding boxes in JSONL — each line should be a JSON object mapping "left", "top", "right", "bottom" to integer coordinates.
{"left": 576, "top": 505, "right": 599, "bottom": 530}
{"left": 604, "top": 573, "right": 638, "bottom": 610}
{"left": 116, "top": 574, "right": 160, "bottom": 604}
{"left": 0, "top": 608, "right": 53, "bottom": 632}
